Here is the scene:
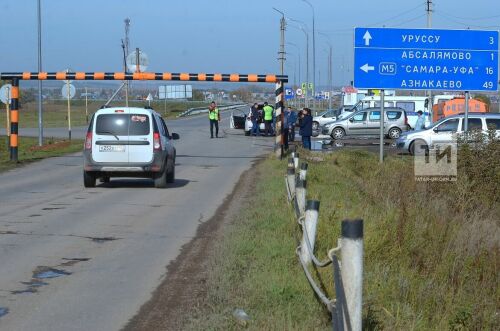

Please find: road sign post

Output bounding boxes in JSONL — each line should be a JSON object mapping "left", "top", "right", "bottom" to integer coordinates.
{"left": 354, "top": 28, "right": 499, "bottom": 92}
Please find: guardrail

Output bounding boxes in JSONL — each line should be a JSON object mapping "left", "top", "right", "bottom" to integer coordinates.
{"left": 177, "top": 103, "right": 248, "bottom": 117}
{"left": 285, "top": 147, "right": 364, "bottom": 331}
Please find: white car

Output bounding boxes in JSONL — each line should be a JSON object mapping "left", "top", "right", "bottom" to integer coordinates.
{"left": 396, "top": 113, "right": 500, "bottom": 155}
{"left": 83, "top": 106, "right": 179, "bottom": 188}
{"left": 244, "top": 105, "right": 268, "bottom": 136}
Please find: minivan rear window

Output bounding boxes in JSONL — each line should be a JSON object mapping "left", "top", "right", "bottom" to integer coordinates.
{"left": 386, "top": 111, "right": 402, "bottom": 120}
{"left": 96, "top": 114, "right": 150, "bottom": 136}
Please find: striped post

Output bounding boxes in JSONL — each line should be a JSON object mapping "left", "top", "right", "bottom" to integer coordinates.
{"left": 9, "top": 78, "right": 19, "bottom": 162}
{"left": 275, "top": 80, "right": 284, "bottom": 159}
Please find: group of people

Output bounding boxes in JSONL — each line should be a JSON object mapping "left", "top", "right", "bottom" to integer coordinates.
{"left": 249, "top": 102, "right": 276, "bottom": 136}
{"left": 208, "top": 100, "right": 313, "bottom": 150}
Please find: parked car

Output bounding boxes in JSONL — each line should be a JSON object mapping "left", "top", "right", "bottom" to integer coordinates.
{"left": 244, "top": 104, "right": 267, "bottom": 135}
{"left": 230, "top": 107, "right": 247, "bottom": 130}
{"left": 322, "top": 107, "right": 409, "bottom": 140}
{"left": 312, "top": 107, "right": 354, "bottom": 133}
{"left": 83, "top": 106, "right": 179, "bottom": 188}
{"left": 396, "top": 113, "right": 500, "bottom": 155}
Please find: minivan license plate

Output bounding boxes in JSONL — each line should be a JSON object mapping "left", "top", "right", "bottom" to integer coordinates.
{"left": 99, "top": 145, "right": 125, "bottom": 152}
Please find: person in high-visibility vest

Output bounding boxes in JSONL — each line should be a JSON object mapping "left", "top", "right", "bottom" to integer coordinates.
{"left": 262, "top": 102, "right": 274, "bottom": 136}
{"left": 208, "top": 101, "right": 220, "bottom": 138}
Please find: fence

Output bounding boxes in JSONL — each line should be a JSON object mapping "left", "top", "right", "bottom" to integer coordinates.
{"left": 285, "top": 147, "right": 364, "bottom": 331}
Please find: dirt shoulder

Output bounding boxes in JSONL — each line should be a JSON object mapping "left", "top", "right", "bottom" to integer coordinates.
{"left": 122, "top": 161, "right": 260, "bottom": 331}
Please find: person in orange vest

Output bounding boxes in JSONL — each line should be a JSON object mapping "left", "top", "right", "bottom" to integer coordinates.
{"left": 208, "top": 101, "right": 220, "bottom": 138}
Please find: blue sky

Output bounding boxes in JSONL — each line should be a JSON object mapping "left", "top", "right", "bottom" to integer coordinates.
{"left": 0, "top": 0, "right": 498, "bottom": 87}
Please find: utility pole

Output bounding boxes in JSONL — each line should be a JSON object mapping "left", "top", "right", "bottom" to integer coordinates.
{"left": 302, "top": 0, "right": 316, "bottom": 104}
{"left": 124, "top": 18, "right": 131, "bottom": 107}
{"left": 273, "top": 8, "right": 286, "bottom": 76}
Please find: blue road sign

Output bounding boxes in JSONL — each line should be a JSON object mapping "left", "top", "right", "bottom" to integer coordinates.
{"left": 285, "top": 87, "right": 295, "bottom": 100}
{"left": 354, "top": 28, "right": 499, "bottom": 91}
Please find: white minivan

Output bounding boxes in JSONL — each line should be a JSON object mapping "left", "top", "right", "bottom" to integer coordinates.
{"left": 83, "top": 106, "right": 179, "bottom": 188}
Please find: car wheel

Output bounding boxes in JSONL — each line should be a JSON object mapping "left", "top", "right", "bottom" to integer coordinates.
{"left": 83, "top": 171, "right": 96, "bottom": 188}
{"left": 154, "top": 166, "right": 168, "bottom": 188}
{"left": 409, "top": 139, "right": 428, "bottom": 156}
{"left": 312, "top": 121, "right": 319, "bottom": 131}
{"left": 388, "top": 127, "right": 402, "bottom": 139}
{"left": 166, "top": 158, "right": 175, "bottom": 183}
{"left": 330, "top": 127, "right": 345, "bottom": 140}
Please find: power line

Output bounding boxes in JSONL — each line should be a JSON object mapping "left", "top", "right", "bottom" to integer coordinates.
{"left": 434, "top": 12, "right": 500, "bottom": 29}
{"left": 435, "top": 11, "right": 500, "bottom": 21}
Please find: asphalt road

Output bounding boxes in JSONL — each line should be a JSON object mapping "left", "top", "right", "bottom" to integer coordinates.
{"left": 0, "top": 109, "right": 274, "bottom": 331}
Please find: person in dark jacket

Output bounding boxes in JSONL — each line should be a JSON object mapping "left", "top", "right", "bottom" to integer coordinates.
{"left": 299, "top": 108, "right": 313, "bottom": 150}
{"left": 288, "top": 109, "right": 298, "bottom": 142}
{"left": 250, "top": 103, "right": 261, "bottom": 136}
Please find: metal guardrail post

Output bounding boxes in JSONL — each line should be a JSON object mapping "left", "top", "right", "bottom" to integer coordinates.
{"left": 300, "top": 200, "right": 320, "bottom": 265}
{"left": 299, "top": 162, "right": 308, "bottom": 181}
{"left": 286, "top": 167, "right": 296, "bottom": 202}
{"left": 294, "top": 178, "right": 307, "bottom": 217}
{"left": 294, "top": 153, "right": 300, "bottom": 170}
{"left": 340, "top": 219, "right": 363, "bottom": 331}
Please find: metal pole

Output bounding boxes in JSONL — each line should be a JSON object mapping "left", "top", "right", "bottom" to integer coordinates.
{"left": 426, "top": 0, "right": 433, "bottom": 123}
{"left": 302, "top": 0, "right": 315, "bottom": 103}
{"left": 300, "top": 200, "right": 320, "bottom": 265}
{"left": 299, "top": 162, "right": 308, "bottom": 180}
{"left": 464, "top": 91, "right": 469, "bottom": 132}
{"left": 67, "top": 80, "right": 71, "bottom": 140}
{"left": 10, "top": 78, "right": 19, "bottom": 162}
{"left": 5, "top": 86, "right": 10, "bottom": 150}
{"left": 37, "top": 0, "right": 43, "bottom": 146}
{"left": 329, "top": 46, "right": 333, "bottom": 110}
{"left": 275, "top": 81, "right": 284, "bottom": 159}
{"left": 294, "top": 178, "right": 307, "bottom": 217}
{"left": 379, "top": 90, "right": 384, "bottom": 163}
{"left": 340, "top": 219, "right": 363, "bottom": 331}
{"left": 85, "top": 86, "right": 88, "bottom": 123}
{"left": 286, "top": 165, "right": 296, "bottom": 202}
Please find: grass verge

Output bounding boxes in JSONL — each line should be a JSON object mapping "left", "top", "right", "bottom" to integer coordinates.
{"left": 186, "top": 144, "right": 499, "bottom": 330}
{"left": 0, "top": 136, "right": 83, "bottom": 172}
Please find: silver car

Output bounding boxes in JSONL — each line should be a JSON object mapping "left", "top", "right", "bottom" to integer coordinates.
{"left": 396, "top": 113, "right": 500, "bottom": 155}
{"left": 323, "top": 107, "right": 409, "bottom": 140}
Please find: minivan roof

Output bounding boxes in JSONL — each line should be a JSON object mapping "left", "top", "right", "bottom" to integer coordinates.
{"left": 95, "top": 107, "right": 158, "bottom": 115}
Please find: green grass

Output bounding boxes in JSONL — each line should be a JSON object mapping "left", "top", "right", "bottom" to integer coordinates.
{"left": 0, "top": 136, "right": 83, "bottom": 172}
{"left": 0, "top": 100, "right": 212, "bottom": 128}
{"left": 186, "top": 144, "right": 499, "bottom": 330}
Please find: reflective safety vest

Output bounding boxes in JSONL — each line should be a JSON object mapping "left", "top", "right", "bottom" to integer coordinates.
{"left": 263, "top": 105, "right": 273, "bottom": 121}
{"left": 209, "top": 107, "right": 219, "bottom": 120}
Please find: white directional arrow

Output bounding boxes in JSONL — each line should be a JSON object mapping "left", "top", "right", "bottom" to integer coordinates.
{"left": 360, "top": 63, "right": 375, "bottom": 73}
{"left": 363, "top": 30, "right": 372, "bottom": 46}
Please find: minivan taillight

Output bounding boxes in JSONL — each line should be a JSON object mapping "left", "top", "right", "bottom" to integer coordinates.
{"left": 153, "top": 132, "right": 161, "bottom": 151}
{"left": 85, "top": 132, "right": 92, "bottom": 150}
{"left": 404, "top": 113, "right": 408, "bottom": 125}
